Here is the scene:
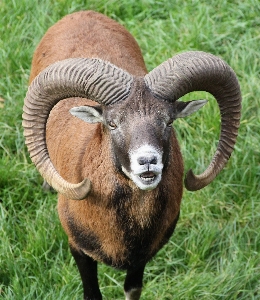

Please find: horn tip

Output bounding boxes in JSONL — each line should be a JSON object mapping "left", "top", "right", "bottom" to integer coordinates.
{"left": 68, "top": 178, "right": 92, "bottom": 200}
{"left": 77, "top": 178, "right": 92, "bottom": 200}
{"left": 48, "top": 177, "right": 92, "bottom": 200}
{"left": 184, "top": 169, "right": 204, "bottom": 191}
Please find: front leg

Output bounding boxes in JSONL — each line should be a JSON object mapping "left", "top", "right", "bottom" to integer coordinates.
{"left": 70, "top": 245, "right": 102, "bottom": 300}
{"left": 124, "top": 265, "right": 146, "bottom": 300}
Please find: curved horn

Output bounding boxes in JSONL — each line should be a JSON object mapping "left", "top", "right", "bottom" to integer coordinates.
{"left": 144, "top": 51, "right": 241, "bottom": 191}
{"left": 23, "top": 58, "right": 133, "bottom": 200}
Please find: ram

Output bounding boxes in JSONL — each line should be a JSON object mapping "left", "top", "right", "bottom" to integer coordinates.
{"left": 23, "top": 10, "right": 241, "bottom": 300}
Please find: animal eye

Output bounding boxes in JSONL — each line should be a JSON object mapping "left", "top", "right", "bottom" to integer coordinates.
{"left": 167, "top": 119, "right": 173, "bottom": 127}
{"left": 107, "top": 121, "right": 117, "bottom": 130}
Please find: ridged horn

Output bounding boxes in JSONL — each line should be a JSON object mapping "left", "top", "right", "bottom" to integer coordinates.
{"left": 144, "top": 51, "right": 241, "bottom": 191}
{"left": 23, "top": 58, "right": 133, "bottom": 200}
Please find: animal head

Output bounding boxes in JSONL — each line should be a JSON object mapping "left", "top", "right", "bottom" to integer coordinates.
{"left": 70, "top": 78, "right": 206, "bottom": 191}
{"left": 23, "top": 51, "right": 241, "bottom": 199}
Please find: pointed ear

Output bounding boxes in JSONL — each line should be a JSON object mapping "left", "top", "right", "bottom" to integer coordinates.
{"left": 70, "top": 105, "right": 104, "bottom": 124}
{"left": 175, "top": 100, "right": 208, "bottom": 118}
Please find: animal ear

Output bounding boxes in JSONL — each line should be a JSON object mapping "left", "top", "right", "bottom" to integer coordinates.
{"left": 175, "top": 100, "right": 208, "bottom": 118}
{"left": 70, "top": 105, "right": 104, "bottom": 123}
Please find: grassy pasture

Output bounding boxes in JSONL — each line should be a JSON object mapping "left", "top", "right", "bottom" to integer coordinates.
{"left": 0, "top": 0, "right": 259, "bottom": 299}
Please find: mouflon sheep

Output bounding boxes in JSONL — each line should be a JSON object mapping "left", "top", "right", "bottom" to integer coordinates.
{"left": 22, "top": 10, "right": 241, "bottom": 300}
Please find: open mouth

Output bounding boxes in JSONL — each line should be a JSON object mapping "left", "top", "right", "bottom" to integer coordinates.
{"left": 139, "top": 171, "right": 156, "bottom": 183}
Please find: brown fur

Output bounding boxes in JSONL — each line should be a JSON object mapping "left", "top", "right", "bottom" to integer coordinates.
{"left": 31, "top": 9, "right": 183, "bottom": 270}
{"left": 29, "top": 10, "right": 147, "bottom": 83}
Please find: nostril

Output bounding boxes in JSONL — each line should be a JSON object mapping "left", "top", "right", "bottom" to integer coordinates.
{"left": 138, "top": 156, "right": 157, "bottom": 165}
{"left": 150, "top": 157, "right": 157, "bottom": 164}
{"left": 137, "top": 157, "right": 147, "bottom": 165}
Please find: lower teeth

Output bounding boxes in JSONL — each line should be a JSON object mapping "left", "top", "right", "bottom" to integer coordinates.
{"left": 141, "top": 176, "right": 155, "bottom": 182}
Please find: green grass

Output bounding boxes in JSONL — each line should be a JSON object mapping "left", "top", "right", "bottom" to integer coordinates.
{"left": 0, "top": 0, "right": 259, "bottom": 299}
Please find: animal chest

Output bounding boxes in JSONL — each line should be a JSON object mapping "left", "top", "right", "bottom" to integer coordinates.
{"left": 58, "top": 182, "right": 180, "bottom": 269}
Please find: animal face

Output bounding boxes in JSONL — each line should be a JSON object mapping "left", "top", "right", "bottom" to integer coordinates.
{"left": 103, "top": 95, "right": 174, "bottom": 190}
{"left": 70, "top": 81, "right": 207, "bottom": 191}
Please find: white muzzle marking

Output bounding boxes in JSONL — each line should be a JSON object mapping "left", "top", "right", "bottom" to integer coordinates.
{"left": 122, "top": 144, "right": 163, "bottom": 190}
